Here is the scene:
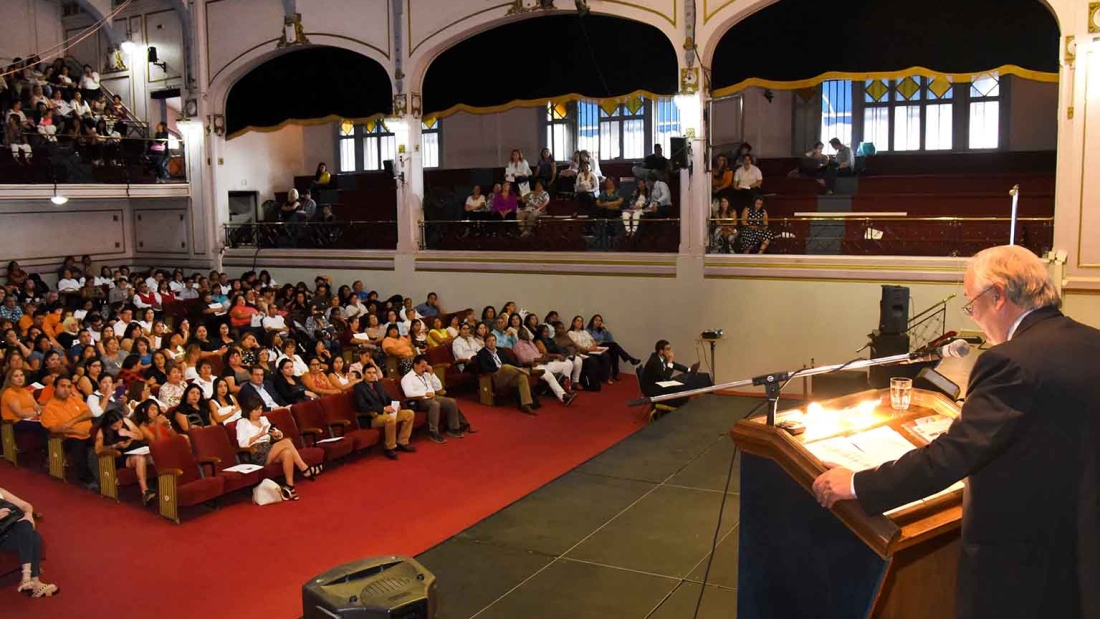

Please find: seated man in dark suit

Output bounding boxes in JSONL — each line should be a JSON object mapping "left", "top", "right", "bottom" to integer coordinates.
{"left": 352, "top": 364, "right": 415, "bottom": 460}
{"left": 238, "top": 366, "right": 286, "bottom": 411}
{"left": 474, "top": 333, "right": 539, "bottom": 415}
{"left": 640, "top": 339, "right": 713, "bottom": 407}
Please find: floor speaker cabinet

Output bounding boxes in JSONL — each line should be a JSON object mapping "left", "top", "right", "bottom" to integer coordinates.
{"left": 302, "top": 556, "right": 436, "bottom": 619}
{"left": 879, "top": 285, "right": 910, "bottom": 335}
{"left": 869, "top": 332, "right": 914, "bottom": 388}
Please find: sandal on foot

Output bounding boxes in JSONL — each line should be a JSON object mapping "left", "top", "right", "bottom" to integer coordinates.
{"left": 281, "top": 485, "right": 299, "bottom": 501}
{"left": 142, "top": 489, "right": 157, "bottom": 505}
{"left": 21, "top": 581, "right": 59, "bottom": 598}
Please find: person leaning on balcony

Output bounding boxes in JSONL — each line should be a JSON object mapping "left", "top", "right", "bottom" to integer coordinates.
{"left": 518, "top": 179, "right": 550, "bottom": 236}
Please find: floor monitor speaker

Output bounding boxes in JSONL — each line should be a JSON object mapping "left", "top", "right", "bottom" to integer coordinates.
{"left": 302, "top": 555, "right": 436, "bottom": 619}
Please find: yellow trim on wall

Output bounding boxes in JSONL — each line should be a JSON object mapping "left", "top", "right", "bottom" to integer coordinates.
{"left": 426, "top": 88, "right": 674, "bottom": 120}
{"left": 710, "top": 64, "right": 1059, "bottom": 99}
{"left": 226, "top": 112, "right": 388, "bottom": 140}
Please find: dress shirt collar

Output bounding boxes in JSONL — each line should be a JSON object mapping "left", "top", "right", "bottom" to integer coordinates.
{"left": 1006, "top": 309, "right": 1037, "bottom": 342}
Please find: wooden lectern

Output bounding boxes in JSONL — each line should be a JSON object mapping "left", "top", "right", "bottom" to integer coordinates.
{"left": 730, "top": 388, "right": 964, "bottom": 619}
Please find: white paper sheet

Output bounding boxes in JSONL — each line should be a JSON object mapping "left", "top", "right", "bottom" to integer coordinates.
{"left": 124, "top": 446, "right": 151, "bottom": 456}
{"left": 909, "top": 415, "right": 954, "bottom": 443}
{"left": 315, "top": 437, "right": 344, "bottom": 444}
{"left": 223, "top": 463, "right": 263, "bottom": 474}
{"left": 805, "top": 426, "right": 916, "bottom": 472}
{"left": 655, "top": 380, "right": 683, "bottom": 388}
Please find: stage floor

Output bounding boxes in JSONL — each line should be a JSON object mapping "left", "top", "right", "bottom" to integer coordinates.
{"left": 416, "top": 394, "right": 770, "bottom": 619}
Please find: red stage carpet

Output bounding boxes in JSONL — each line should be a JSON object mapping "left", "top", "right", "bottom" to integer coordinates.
{"left": 1, "top": 379, "right": 645, "bottom": 619}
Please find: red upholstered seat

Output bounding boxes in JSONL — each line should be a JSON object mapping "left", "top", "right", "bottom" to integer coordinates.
{"left": 188, "top": 425, "right": 262, "bottom": 493}
{"left": 427, "top": 344, "right": 477, "bottom": 392}
{"left": 150, "top": 435, "right": 226, "bottom": 523}
{"left": 290, "top": 399, "right": 354, "bottom": 461}
{"left": 319, "top": 392, "right": 381, "bottom": 452}
{"left": 381, "top": 377, "right": 426, "bottom": 428}
{"left": 263, "top": 408, "right": 325, "bottom": 467}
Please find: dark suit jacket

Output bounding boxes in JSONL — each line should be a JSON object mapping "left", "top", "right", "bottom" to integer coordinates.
{"left": 353, "top": 380, "right": 393, "bottom": 417}
{"left": 473, "top": 347, "right": 519, "bottom": 375}
{"left": 238, "top": 380, "right": 287, "bottom": 411}
{"left": 640, "top": 353, "right": 688, "bottom": 397}
{"left": 853, "top": 306, "right": 1100, "bottom": 619}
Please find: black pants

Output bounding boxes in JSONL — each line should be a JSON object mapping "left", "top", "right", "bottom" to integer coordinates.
{"left": 824, "top": 164, "right": 853, "bottom": 192}
{"left": 0, "top": 520, "right": 43, "bottom": 577}
{"left": 601, "top": 341, "right": 636, "bottom": 377}
{"left": 62, "top": 437, "right": 95, "bottom": 484}
{"left": 657, "top": 372, "right": 713, "bottom": 407}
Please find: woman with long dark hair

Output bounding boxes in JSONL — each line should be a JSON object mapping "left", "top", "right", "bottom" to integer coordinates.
{"left": 172, "top": 383, "right": 209, "bottom": 432}
{"left": 208, "top": 377, "right": 241, "bottom": 424}
{"left": 95, "top": 409, "right": 155, "bottom": 504}
{"left": 586, "top": 314, "right": 641, "bottom": 372}
{"left": 567, "top": 315, "right": 616, "bottom": 383}
{"left": 273, "top": 358, "right": 316, "bottom": 405}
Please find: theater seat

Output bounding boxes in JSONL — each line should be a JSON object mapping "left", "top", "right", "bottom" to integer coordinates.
{"left": 427, "top": 345, "right": 476, "bottom": 393}
{"left": 188, "top": 425, "right": 263, "bottom": 493}
{"left": 150, "top": 435, "right": 227, "bottom": 524}
{"left": 381, "top": 377, "right": 427, "bottom": 429}
{"left": 96, "top": 445, "right": 152, "bottom": 502}
{"left": 263, "top": 408, "right": 325, "bottom": 470}
{"left": 290, "top": 399, "right": 354, "bottom": 461}
{"left": 319, "top": 392, "right": 381, "bottom": 452}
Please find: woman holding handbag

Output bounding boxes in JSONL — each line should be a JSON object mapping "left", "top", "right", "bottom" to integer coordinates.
{"left": 0, "top": 487, "right": 57, "bottom": 597}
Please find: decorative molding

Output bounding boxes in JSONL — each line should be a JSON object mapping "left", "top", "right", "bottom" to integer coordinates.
{"left": 410, "top": 93, "right": 422, "bottom": 117}
{"left": 0, "top": 184, "right": 191, "bottom": 200}
{"left": 393, "top": 93, "right": 408, "bottom": 116}
{"left": 1090, "top": 3, "right": 1100, "bottom": 33}
{"left": 277, "top": 12, "right": 310, "bottom": 47}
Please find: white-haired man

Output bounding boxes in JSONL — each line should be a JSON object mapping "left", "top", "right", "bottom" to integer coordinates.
{"left": 813, "top": 245, "right": 1100, "bottom": 619}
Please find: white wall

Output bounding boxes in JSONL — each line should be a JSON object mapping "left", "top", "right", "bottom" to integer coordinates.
{"left": 440, "top": 108, "right": 542, "bottom": 169}
{"left": 221, "top": 126, "right": 307, "bottom": 206}
{"left": 301, "top": 123, "right": 336, "bottom": 173}
{"left": 1008, "top": 78, "right": 1058, "bottom": 152}
{"left": 0, "top": 0, "right": 63, "bottom": 66}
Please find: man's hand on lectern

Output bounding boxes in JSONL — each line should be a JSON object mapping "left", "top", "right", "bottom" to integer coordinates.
{"left": 812, "top": 462, "right": 856, "bottom": 509}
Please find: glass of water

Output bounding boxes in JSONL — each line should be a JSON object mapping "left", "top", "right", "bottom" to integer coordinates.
{"left": 890, "top": 378, "right": 913, "bottom": 411}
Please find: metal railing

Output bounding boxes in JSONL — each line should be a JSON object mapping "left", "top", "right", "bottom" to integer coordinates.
{"left": 420, "top": 217, "right": 681, "bottom": 253}
{"left": 224, "top": 221, "right": 398, "bottom": 250}
{"left": 0, "top": 133, "right": 186, "bottom": 184}
{"left": 706, "top": 215, "right": 1054, "bottom": 257}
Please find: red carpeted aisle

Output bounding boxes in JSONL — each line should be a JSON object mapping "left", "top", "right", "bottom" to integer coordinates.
{"left": 1, "top": 379, "right": 645, "bottom": 619}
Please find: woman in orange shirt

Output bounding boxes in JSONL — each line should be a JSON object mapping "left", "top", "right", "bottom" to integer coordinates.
{"left": 381, "top": 324, "right": 415, "bottom": 376}
{"left": 711, "top": 153, "right": 733, "bottom": 204}
{"left": 1, "top": 368, "right": 47, "bottom": 442}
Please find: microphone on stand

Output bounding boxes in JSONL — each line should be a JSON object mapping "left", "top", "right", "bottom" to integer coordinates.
{"left": 904, "top": 338, "right": 970, "bottom": 364}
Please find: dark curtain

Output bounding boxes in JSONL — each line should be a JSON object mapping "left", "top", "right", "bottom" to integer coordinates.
{"left": 712, "top": 0, "right": 1059, "bottom": 91}
{"left": 423, "top": 14, "right": 678, "bottom": 115}
{"left": 226, "top": 47, "right": 392, "bottom": 136}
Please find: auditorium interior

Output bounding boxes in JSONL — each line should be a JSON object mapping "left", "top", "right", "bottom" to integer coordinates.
{"left": 1, "top": 0, "right": 1098, "bottom": 617}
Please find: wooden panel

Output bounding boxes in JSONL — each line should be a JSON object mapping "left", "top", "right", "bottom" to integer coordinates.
{"left": 134, "top": 209, "right": 189, "bottom": 254}
{"left": 0, "top": 210, "right": 124, "bottom": 260}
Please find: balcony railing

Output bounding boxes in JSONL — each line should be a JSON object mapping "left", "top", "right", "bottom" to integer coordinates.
{"left": 0, "top": 134, "right": 186, "bottom": 184}
{"left": 706, "top": 216, "right": 1054, "bottom": 257}
{"left": 224, "top": 221, "right": 398, "bottom": 250}
{"left": 420, "top": 217, "right": 681, "bottom": 252}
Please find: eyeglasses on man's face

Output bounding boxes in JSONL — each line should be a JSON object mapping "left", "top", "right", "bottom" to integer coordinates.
{"left": 961, "top": 286, "right": 995, "bottom": 317}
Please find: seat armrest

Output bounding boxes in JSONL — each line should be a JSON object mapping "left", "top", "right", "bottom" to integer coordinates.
{"left": 157, "top": 468, "right": 184, "bottom": 478}
{"left": 98, "top": 449, "right": 122, "bottom": 458}
{"left": 329, "top": 419, "right": 351, "bottom": 435}
{"left": 299, "top": 427, "right": 322, "bottom": 445}
{"left": 197, "top": 456, "right": 220, "bottom": 476}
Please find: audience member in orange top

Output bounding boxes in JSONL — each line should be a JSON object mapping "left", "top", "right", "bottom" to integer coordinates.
{"left": 40, "top": 376, "right": 97, "bottom": 488}
{"left": 302, "top": 357, "right": 342, "bottom": 396}
{"left": 2, "top": 368, "right": 41, "bottom": 423}
{"left": 133, "top": 399, "right": 176, "bottom": 443}
{"left": 382, "top": 324, "right": 416, "bottom": 376}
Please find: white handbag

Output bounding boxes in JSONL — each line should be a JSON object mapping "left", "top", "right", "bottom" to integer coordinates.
{"left": 252, "top": 478, "right": 283, "bottom": 505}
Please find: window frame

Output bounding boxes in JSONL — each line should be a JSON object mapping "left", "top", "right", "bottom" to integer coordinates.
{"left": 421, "top": 118, "right": 442, "bottom": 169}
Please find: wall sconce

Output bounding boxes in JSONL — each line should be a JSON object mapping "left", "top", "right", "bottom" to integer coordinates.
{"left": 212, "top": 114, "right": 225, "bottom": 136}
{"left": 410, "top": 93, "right": 422, "bottom": 118}
{"left": 148, "top": 46, "right": 167, "bottom": 72}
{"left": 393, "top": 93, "right": 408, "bottom": 117}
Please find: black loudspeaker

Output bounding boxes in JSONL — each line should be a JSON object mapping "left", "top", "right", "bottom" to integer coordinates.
{"left": 869, "top": 332, "right": 912, "bottom": 388}
{"left": 669, "top": 137, "right": 687, "bottom": 169}
{"left": 303, "top": 556, "right": 436, "bottom": 619}
{"left": 878, "top": 285, "right": 910, "bottom": 335}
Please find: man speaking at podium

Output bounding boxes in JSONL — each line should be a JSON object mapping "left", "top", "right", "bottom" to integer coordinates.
{"left": 813, "top": 245, "right": 1100, "bottom": 619}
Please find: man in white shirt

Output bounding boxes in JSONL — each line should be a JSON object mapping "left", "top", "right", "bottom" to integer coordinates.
{"left": 648, "top": 175, "right": 673, "bottom": 218}
{"left": 401, "top": 355, "right": 465, "bottom": 443}
{"left": 175, "top": 280, "right": 199, "bottom": 300}
{"left": 112, "top": 307, "right": 134, "bottom": 337}
{"left": 344, "top": 296, "right": 368, "bottom": 320}
{"left": 239, "top": 366, "right": 285, "bottom": 410}
{"left": 451, "top": 323, "right": 483, "bottom": 372}
{"left": 732, "top": 154, "right": 763, "bottom": 208}
{"left": 262, "top": 304, "right": 288, "bottom": 333}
